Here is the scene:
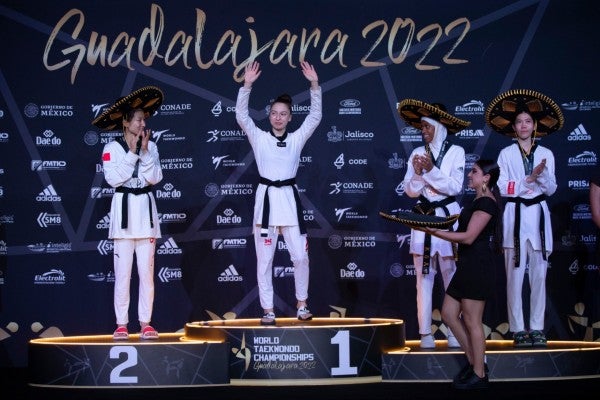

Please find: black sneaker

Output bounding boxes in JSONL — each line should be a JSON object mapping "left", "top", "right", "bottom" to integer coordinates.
{"left": 452, "top": 372, "right": 489, "bottom": 390}
{"left": 513, "top": 331, "right": 531, "bottom": 348}
{"left": 454, "top": 363, "right": 489, "bottom": 384}
{"left": 530, "top": 330, "right": 547, "bottom": 347}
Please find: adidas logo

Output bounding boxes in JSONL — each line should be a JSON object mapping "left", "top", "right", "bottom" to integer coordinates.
{"left": 36, "top": 184, "right": 61, "bottom": 201}
{"left": 96, "top": 214, "right": 110, "bottom": 229}
{"left": 567, "top": 124, "right": 591, "bottom": 141}
{"left": 157, "top": 237, "right": 182, "bottom": 255}
{"left": 218, "top": 264, "right": 243, "bottom": 282}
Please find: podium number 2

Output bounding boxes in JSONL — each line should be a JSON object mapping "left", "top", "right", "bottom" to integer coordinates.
{"left": 330, "top": 330, "right": 358, "bottom": 375}
{"left": 109, "top": 346, "right": 138, "bottom": 383}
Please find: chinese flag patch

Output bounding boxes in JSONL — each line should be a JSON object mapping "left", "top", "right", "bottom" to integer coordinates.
{"left": 102, "top": 152, "right": 111, "bottom": 161}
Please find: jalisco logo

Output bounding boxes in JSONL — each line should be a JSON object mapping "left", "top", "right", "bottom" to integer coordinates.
{"left": 326, "top": 125, "right": 374, "bottom": 142}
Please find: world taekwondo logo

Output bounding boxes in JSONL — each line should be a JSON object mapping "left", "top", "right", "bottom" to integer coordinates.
{"left": 335, "top": 207, "right": 352, "bottom": 222}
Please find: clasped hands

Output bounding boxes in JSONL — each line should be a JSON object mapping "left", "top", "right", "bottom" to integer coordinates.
{"left": 413, "top": 153, "right": 433, "bottom": 175}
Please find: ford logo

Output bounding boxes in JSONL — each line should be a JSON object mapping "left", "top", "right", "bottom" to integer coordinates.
{"left": 340, "top": 99, "right": 360, "bottom": 107}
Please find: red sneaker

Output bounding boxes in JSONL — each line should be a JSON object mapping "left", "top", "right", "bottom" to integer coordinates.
{"left": 140, "top": 325, "right": 159, "bottom": 340}
{"left": 113, "top": 326, "right": 129, "bottom": 340}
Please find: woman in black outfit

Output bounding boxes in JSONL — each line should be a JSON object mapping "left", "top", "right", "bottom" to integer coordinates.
{"left": 420, "top": 159, "right": 503, "bottom": 389}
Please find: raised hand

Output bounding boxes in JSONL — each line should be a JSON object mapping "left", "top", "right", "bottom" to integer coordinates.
{"left": 243, "top": 61, "right": 261, "bottom": 86}
{"left": 300, "top": 61, "right": 318, "bottom": 84}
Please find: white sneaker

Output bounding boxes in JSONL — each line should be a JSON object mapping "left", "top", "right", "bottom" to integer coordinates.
{"left": 447, "top": 335, "right": 460, "bottom": 348}
{"left": 260, "top": 312, "right": 276, "bottom": 325}
{"left": 420, "top": 334, "right": 435, "bottom": 349}
{"left": 297, "top": 306, "right": 313, "bottom": 321}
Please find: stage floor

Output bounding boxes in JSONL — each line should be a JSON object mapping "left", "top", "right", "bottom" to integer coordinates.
{"left": 26, "top": 317, "right": 600, "bottom": 391}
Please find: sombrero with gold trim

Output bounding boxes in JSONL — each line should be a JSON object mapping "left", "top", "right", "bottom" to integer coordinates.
{"left": 485, "top": 89, "right": 564, "bottom": 137}
{"left": 398, "top": 99, "right": 471, "bottom": 134}
{"left": 379, "top": 211, "right": 459, "bottom": 229}
{"left": 92, "top": 86, "right": 164, "bottom": 130}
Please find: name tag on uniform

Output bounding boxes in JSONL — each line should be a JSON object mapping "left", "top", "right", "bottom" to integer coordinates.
{"left": 277, "top": 142, "right": 287, "bottom": 147}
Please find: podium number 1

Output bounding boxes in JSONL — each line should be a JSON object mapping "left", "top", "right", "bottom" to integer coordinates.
{"left": 330, "top": 330, "right": 358, "bottom": 375}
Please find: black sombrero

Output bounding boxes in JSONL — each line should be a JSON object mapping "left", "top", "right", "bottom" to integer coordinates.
{"left": 397, "top": 99, "right": 471, "bottom": 134}
{"left": 92, "top": 86, "right": 164, "bottom": 130}
{"left": 485, "top": 89, "right": 564, "bottom": 137}
{"left": 379, "top": 211, "right": 459, "bottom": 229}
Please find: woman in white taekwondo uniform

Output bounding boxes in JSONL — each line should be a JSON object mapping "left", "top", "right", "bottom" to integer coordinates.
{"left": 398, "top": 99, "right": 470, "bottom": 349}
{"left": 92, "top": 86, "right": 164, "bottom": 340}
{"left": 485, "top": 89, "right": 563, "bottom": 348}
{"left": 236, "top": 61, "right": 322, "bottom": 325}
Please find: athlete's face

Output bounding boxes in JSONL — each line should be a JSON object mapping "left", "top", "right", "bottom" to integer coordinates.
{"left": 269, "top": 102, "right": 291, "bottom": 133}
{"left": 420, "top": 119, "right": 435, "bottom": 144}
{"left": 124, "top": 110, "right": 146, "bottom": 137}
{"left": 513, "top": 112, "right": 535, "bottom": 140}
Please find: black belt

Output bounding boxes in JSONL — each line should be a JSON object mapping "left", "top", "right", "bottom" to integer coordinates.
{"left": 413, "top": 195, "right": 457, "bottom": 274}
{"left": 506, "top": 194, "right": 547, "bottom": 267}
{"left": 259, "top": 176, "right": 306, "bottom": 237}
{"left": 115, "top": 186, "right": 154, "bottom": 229}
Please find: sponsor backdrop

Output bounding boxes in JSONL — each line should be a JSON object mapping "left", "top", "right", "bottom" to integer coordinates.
{"left": 0, "top": 0, "right": 599, "bottom": 368}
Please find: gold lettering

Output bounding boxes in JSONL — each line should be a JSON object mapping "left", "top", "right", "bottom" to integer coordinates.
{"left": 322, "top": 29, "right": 348, "bottom": 66}
{"left": 165, "top": 32, "right": 192, "bottom": 68}
{"left": 298, "top": 29, "right": 321, "bottom": 63}
{"left": 214, "top": 31, "right": 237, "bottom": 65}
{"left": 43, "top": 9, "right": 86, "bottom": 84}
{"left": 443, "top": 17, "right": 469, "bottom": 65}
{"left": 194, "top": 9, "right": 213, "bottom": 69}
{"left": 415, "top": 23, "right": 442, "bottom": 70}
{"left": 270, "top": 30, "right": 296, "bottom": 66}
{"left": 108, "top": 32, "right": 134, "bottom": 69}
{"left": 138, "top": 4, "right": 164, "bottom": 65}
{"left": 361, "top": 20, "right": 387, "bottom": 67}
{"left": 87, "top": 32, "right": 108, "bottom": 67}
{"left": 388, "top": 18, "right": 414, "bottom": 64}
